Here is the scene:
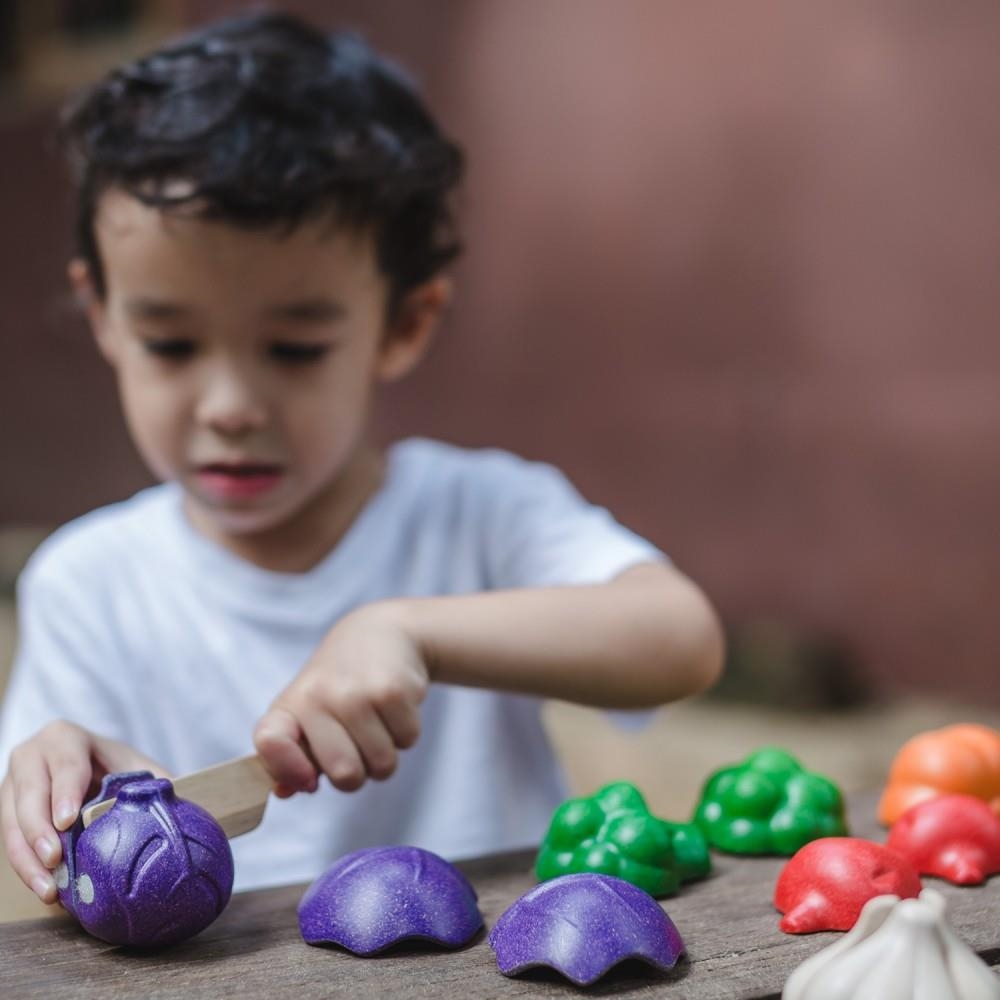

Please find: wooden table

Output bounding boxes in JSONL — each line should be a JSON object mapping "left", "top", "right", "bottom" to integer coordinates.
{"left": 2, "top": 792, "right": 998, "bottom": 999}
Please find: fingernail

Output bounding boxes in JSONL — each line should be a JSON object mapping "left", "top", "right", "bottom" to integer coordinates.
{"left": 55, "top": 801, "right": 77, "bottom": 828}
{"left": 31, "top": 874, "right": 54, "bottom": 899}
{"left": 34, "top": 837, "right": 57, "bottom": 866}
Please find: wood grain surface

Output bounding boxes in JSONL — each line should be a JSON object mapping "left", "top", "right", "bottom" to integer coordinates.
{"left": 2, "top": 792, "right": 998, "bottom": 1000}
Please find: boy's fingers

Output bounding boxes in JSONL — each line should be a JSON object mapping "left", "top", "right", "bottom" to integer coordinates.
{"left": 46, "top": 748, "right": 95, "bottom": 833}
{"left": 376, "top": 699, "right": 422, "bottom": 751}
{"left": 0, "top": 725, "right": 165, "bottom": 904}
{"left": 1, "top": 778, "right": 57, "bottom": 902}
{"left": 298, "top": 711, "right": 367, "bottom": 791}
{"left": 7, "top": 749, "right": 61, "bottom": 868}
{"left": 254, "top": 708, "right": 317, "bottom": 794}
{"left": 338, "top": 704, "right": 398, "bottom": 781}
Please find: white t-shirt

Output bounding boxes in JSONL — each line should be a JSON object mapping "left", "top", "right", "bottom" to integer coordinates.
{"left": 0, "top": 438, "right": 662, "bottom": 891}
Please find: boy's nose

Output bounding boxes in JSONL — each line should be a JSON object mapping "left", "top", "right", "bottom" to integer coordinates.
{"left": 195, "top": 368, "right": 268, "bottom": 435}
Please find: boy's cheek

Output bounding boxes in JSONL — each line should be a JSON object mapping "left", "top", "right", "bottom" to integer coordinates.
{"left": 118, "top": 405, "right": 182, "bottom": 480}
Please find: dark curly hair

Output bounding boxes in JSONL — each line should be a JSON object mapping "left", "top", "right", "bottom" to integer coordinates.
{"left": 59, "top": 11, "right": 464, "bottom": 317}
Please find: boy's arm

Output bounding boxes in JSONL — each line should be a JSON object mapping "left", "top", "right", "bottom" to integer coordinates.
{"left": 256, "top": 449, "right": 723, "bottom": 796}
{"left": 388, "top": 560, "right": 723, "bottom": 708}
{"left": 256, "top": 560, "right": 723, "bottom": 795}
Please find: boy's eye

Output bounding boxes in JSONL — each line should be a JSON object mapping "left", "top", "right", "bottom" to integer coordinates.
{"left": 143, "top": 338, "right": 195, "bottom": 359}
{"left": 269, "top": 343, "right": 332, "bottom": 363}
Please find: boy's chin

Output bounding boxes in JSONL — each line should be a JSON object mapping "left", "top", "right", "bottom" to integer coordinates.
{"left": 209, "top": 509, "right": 290, "bottom": 537}
{"left": 184, "top": 493, "right": 292, "bottom": 539}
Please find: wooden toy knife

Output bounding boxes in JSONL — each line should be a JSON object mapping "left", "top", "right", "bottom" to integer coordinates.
{"left": 80, "top": 754, "right": 273, "bottom": 839}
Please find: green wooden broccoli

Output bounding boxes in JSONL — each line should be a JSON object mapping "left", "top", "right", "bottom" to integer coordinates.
{"left": 535, "top": 781, "right": 710, "bottom": 897}
{"left": 693, "top": 747, "right": 847, "bottom": 855}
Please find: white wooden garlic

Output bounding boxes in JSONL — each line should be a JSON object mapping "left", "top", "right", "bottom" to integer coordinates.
{"left": 783, "top": 888, "right": 1000, "bottom": 1000}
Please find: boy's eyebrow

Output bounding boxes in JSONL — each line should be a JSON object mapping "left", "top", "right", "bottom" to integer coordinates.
{"left": 124, "top": 297, "right": 197, "bottom": 320}
{"left": 122, "top": 297, "right": 346, "bottom": 322}
{"left": 263, "top": 299, "right": 346, "bottom": 322}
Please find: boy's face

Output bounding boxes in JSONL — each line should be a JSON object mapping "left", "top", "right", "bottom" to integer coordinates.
{"left": 73, "top": 188, "right": 446, "bottom": 558}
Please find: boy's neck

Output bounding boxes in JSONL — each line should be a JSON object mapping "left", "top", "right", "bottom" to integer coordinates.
{"left": 184, "top": 444, "right": 385, "bottom": 574}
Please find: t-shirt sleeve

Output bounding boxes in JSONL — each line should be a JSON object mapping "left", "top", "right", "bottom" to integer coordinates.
{"left": 481, "top": 453, "right": 666, "bottom": 591}
{"left": 474, "top": 453, "right": 666, "bottom": 731}
{"left": 0, "top": 552, "right": 133, "bottom": 777}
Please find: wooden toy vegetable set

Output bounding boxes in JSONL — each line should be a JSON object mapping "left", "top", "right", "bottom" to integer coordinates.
{"left": 44, "top": 724, "right": 1000, "bottom": 996}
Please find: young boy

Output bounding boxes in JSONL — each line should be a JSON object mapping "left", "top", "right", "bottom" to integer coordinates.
{"left": 0, "top": 12, "right": 723, "bottom": 902}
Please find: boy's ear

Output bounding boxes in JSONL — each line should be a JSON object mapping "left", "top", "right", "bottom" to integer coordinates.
{"left": 67, "top": 257, "right": 115, "bottom": 363}
{"left": 375, "top": 276, "right": 452, "bottom": 382}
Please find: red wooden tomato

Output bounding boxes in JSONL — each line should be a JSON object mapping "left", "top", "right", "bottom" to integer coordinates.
{"left": 887, "top": 793, "right": 1000, "bottom": 885}
{"left": 774, "top": 837, "right": 921, "bottom": 933}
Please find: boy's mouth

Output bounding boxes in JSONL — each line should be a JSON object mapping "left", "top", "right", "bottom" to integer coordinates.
{"left": 195, "top": 462, "right": 285, "bottom": 501}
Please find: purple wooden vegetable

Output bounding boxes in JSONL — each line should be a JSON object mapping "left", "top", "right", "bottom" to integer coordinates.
{"left": 298, "top": 845, "right": 484, "bottom": 954}
{"left": 489, "top": 873, "right": 687, "bottom": 986}
{"left": 56, "top": 772, "right": 234, "bottom": 947}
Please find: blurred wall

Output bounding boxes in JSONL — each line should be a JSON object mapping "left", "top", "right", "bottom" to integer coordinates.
{"left": 1, "top": 0, "right": 998, "bottom": 701}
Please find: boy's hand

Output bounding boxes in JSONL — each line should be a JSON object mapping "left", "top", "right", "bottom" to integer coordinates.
{"left": 254, "top": 604, "right": 428, "bottom": 796}
{"left": 0, "top": 722, "right": 167, "bottom": 902}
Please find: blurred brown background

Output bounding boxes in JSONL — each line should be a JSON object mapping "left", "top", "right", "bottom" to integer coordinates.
{"left": 2, "top": 0, "right": 1000, "bottom": 922}
{"left": 2, "top": 0, "right": 998, "bottom": 704}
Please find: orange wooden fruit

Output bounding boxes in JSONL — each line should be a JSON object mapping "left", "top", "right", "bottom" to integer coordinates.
{"left": 878, "top": 724, "right": 1000, "bottom": 825}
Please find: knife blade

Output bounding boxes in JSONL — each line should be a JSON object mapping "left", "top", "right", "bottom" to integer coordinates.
{"left": 81, "top": 754, "right": 273, "bottom": 839}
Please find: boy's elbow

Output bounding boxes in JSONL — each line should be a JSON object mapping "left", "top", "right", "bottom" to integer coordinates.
{"left": 654, "top": 573, "right": 726, "bottom": 701}
{"left": 614, "top": 562, "right": 725, "bottom": 705}
{"left": 684, "top": 601, "right": 726, "bottom": 696}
